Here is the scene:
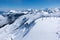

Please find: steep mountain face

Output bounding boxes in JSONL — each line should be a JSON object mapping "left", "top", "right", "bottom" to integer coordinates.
{"left": 0, "top": 8, "right": 60, "bottom": 40}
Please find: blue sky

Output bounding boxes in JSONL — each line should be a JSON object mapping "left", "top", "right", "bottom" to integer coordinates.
{"left": 0, "top": 0, "right": 60, "bottom": 10}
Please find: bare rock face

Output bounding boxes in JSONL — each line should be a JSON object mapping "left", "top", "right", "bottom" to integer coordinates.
{"left": 0, "top": 8, "right": 60, "bottom": 40}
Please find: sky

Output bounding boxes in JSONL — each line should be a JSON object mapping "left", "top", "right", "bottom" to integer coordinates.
{"left": 0, "top": 0, "right": 60, "bottom": 10}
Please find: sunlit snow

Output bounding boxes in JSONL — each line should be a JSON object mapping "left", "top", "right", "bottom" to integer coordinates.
{"left": 0, "top": 8, "right": 60, "bottom": 40}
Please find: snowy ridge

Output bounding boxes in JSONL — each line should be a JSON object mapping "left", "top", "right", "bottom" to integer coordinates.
{"left": 0, "top": 8, "right": 60, "bottom": 40}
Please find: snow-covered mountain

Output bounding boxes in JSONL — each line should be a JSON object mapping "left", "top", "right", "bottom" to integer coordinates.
{"left": 0, "top": 8, "right": 60, "bottom": 40}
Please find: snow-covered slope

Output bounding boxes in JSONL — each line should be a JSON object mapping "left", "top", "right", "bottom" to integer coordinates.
{"left": 22, "top": 17, "right": 60, "bottom": 40}
{"left": 0, "top": 8, "right": 60, "bottom": 40}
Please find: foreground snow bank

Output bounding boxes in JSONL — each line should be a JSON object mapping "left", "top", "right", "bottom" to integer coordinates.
{"left": 22, "top": 17, "right": 60, "bottom": 40}
{"left": 0, "top": 17, "right": 60, "bottom": 40}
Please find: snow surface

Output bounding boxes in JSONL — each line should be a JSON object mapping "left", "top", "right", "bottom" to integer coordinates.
{"left": 22, "top": 17, "right": 60, "bottom": 40}
{"left": 0, "top": 8, "right": 60, "bottom": 40}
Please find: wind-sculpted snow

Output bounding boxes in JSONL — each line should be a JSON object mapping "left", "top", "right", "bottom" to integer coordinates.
{"left": 0, "top": 8, "right": 60, "bottom": 40}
